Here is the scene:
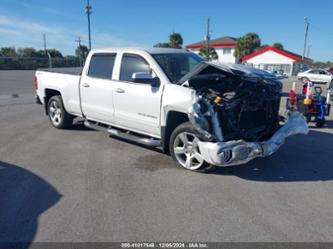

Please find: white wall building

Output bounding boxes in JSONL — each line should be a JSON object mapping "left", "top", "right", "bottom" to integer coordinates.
{"left": 241, "top": 46, "right": 312, "bottom": 76}
{"left": 186, "top": 36, "right": 237, "bottom": 63}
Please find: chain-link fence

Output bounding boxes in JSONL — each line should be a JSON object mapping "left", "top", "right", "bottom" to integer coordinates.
{"left": 0, "top": 57, "right": 82, "bottom": 70}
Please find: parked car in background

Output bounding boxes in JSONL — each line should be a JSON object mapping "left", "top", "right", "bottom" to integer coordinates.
{"left": 269, "top": 70, "right": 287, "bottom": 80}
{"left": 297, "top": 69, "right": 333, "bottom": 84}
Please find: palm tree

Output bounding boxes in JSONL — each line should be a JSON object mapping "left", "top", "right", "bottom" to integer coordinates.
{"left": 169, "top": 33, "right": 183, "bottom": 49}
{"left": 199, "top": 46, "right": 218, "bottom": 61}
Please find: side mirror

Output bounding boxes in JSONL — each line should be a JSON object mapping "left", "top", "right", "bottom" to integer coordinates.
{"left": 132, "top": 72, "right": 160, "bottom": 87}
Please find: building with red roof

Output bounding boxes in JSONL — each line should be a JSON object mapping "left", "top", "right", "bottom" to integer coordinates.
{"left": 186, "top": 36, "right": 237, "bottom": 63}
{"left": 241, "top": 46, "right": 312, "bottom": 76}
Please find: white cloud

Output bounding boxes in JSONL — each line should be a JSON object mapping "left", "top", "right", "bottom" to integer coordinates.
{"left": 0, "top": 13, "right": 141, "bottom": 55}
{"left": 21, "top": 2, "right": 75, "bottom": 19}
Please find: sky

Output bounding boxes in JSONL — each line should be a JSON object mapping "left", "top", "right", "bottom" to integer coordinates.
{"left": 0, "top": 0, "right": 332, "bottom": 61}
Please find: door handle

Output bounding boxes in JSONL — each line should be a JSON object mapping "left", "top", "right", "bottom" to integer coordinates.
{"left": 115, "top": 88, "right": 125, "bottom": 93}
{"left": 82, "top": 83, "right": 90, "bottom": 88}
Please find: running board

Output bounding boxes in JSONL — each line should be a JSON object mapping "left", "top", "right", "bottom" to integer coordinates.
{"left": 84, "top": 120, "right": 161, "bottom": 147}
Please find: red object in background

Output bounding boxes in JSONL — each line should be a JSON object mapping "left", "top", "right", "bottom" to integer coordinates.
{"left": 289, "top": 89, "right": 297, "bottom": 107}
{"left": 290, "top": 89, "right": 296, "bottom": 101}
{"left": 302, "top": 84, "right": 307, "bottom": 94}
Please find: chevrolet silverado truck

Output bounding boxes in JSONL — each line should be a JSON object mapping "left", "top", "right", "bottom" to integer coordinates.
{"left": 35, "top": 48, "right": 308, "bottom": 172}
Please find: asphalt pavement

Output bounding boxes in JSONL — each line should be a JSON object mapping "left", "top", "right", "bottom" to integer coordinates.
{"left": 0, "top": 70, "right": 333, "bottom": 242}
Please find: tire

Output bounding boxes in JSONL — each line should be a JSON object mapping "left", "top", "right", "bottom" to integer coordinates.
{"left": 306, "top": 114, "right": 312, "bottom": 123}
{"left": 169, "top": 122, "right": 214, "bottom": 172}
{"left": 316, "top": 119, "right": 325, "bottom": 128}
{"left": 47, "top": 95, "right": 73, "bottom": 129}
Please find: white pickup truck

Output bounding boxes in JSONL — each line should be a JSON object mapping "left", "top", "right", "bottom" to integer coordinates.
{"left": 35, "top": 48, "right": 308, "bottom": 172}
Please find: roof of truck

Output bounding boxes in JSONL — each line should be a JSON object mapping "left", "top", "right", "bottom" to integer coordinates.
{"left": 90, "top": 47, "right": 191, "bottom": 54}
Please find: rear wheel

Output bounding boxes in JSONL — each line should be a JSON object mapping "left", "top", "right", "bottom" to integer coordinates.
{"left": 47, "top": 95, "right": 73, "bottom": 129}
{"left": 316, "top": 119, "right": 325, "bottom": 128}
{"left": 169, "top": 122, "right": 214, "bottom": 172}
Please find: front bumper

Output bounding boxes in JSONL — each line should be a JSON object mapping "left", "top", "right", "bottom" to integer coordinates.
{"left": 198, "top": 112, "right": 309, "bottom": 167}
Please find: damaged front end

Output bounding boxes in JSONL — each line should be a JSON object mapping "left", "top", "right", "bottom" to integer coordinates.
{"left": 182, "top": 62, "right": 309, "bottom": 167}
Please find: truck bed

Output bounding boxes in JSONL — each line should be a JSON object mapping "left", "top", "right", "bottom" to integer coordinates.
{"left": 37, "top": 67, "right": 82, "bottom": 75}
{"left": 35, "top": 68, "right": 82, "bottom": 116}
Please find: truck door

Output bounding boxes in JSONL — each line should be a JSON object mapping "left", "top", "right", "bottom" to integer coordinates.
{"left": 112, "top": 53, "right": 163, "bottom": 137}
{"left": 80, "top": 53, "right": 117, "bottom": 124}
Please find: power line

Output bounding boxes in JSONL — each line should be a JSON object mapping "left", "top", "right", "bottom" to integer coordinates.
{"left": 311, "top": 24, "right": 333, "bottom": 37}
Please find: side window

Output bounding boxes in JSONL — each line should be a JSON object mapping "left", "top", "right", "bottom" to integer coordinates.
{"left": 309, "top": 70, "right": 318, "bottom": 74}
{"left": 88, "top": 54, "right": 116, "bottom": 79}
{"left": 120, "top": 54, "right": 150, "bottom": 82}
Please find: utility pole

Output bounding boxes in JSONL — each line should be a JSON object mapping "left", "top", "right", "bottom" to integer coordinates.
{"left": 85, "top": 0, "right": 92, "bottom": 51}
{"left": 302, "top": 17, "right": 309, "bottom": 64}
{"left": 75, "top": 36, "right": 83, "bottom": 67}
{"left": 43, "top": 34, "right": 52, "bottom": 68}
{"left": 307, "top": 44, "right": 312, "bottom": 58}
{"left": 43, "top": 34, "right": 47, "bottom": 53}
{"left": 75, "top": 36, "right": 83, "bottom": 47}
{"left": 205, "top": 18, "right": 211, "bottom": 61}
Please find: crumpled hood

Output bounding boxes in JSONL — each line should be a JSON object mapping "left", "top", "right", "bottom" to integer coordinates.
{"left": 177, "top": 61, "right": 281, "bottom": 85}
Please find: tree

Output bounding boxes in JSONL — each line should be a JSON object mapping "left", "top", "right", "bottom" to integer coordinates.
{"left": 154, "top": 42, "right": 170, "bottom": 48}
{"left": 75, "top": 45, "right": 89, "bottom": 67}
{"left": 154, "top": 32, "right": 183, "bottom": 49}
{"left": 17, "top": 48, "right": 46, "bottom": 57}
{"left": 0, "top": 47, "right": 17, "bottom": 57}
{"left": 169, "top": 32, "right": 183, "bottom": 49}
{"left": 311, "top": 61, "right": 333, "bottom": 69}
{"left": 36, "top": 50, "right": 47, "bottom": 57}
{"left": 199, "top": 45, "right": 218, "bottom": 61}
{"left": 234, "top": 32, "right": 261, "bottom": 61}
{"left": 46, "top": 49, "right": 63, "bottom": 58}
{"left": 273, "top": 42, "right": 284, "bottom": 50}
{"left": 75, "top": 45, "right": 89, "bottom": 59}
{"left": 18, "top": 47, "right": 37, "bottom": 57}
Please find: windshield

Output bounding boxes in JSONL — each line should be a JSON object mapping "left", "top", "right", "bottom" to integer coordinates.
{"left": 152, "top": 53, "right": 204, "bottom": 83}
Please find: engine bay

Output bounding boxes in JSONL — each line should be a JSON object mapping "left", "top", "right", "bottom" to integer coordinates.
{"left": 184, "top": 63, "right": 283, "bottom": 142}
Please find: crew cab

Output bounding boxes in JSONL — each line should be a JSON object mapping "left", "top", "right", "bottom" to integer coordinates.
{"left": 35, "top": 48, "right": 308, "bottom": 172}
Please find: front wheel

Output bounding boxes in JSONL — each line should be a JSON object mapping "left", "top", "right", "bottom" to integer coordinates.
{"left": 47, "top": 95, "right": 73, "bottom": 129}
{"left": 169, "top": 122, "right": 214, "bottom": 172}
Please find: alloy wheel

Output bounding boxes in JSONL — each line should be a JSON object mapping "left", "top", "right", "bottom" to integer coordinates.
{"left": 173, "top": 132, "right": 205, "bottom": 170}
{"left": 49, "top": 100, "right": 62, "bottom": 126}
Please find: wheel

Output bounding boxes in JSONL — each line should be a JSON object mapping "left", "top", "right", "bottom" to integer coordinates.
{"left": 169, "top": 122, "right": 214, "bottom": 172}
{"left": 306, "top": 114, "right": 312, "bottom": 123}
{"left": 47, "top": 95, "right": 73, "bottom": 129}
{"left": 316, "top": 119, "right": 325, "bottom": 128}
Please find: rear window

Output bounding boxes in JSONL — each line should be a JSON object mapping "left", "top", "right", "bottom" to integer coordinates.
{"left": 88, "top": 54, "right": 116, "bottom": 79}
